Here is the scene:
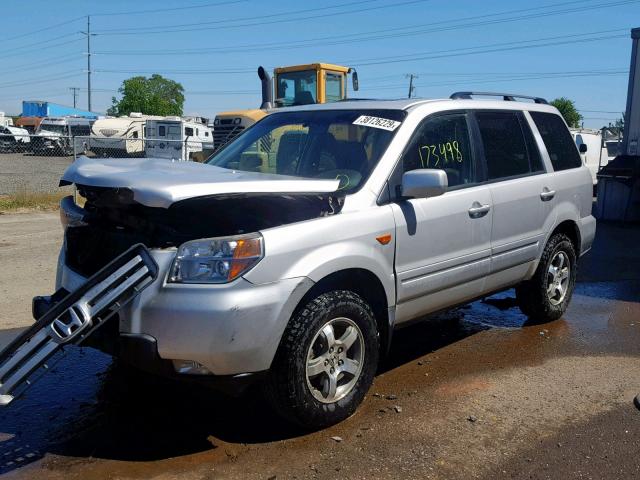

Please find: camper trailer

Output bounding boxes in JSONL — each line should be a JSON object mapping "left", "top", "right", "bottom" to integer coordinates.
{"left": 90, "top": 113, "right": 163, "bottom": 157}
{"left": 145, "top": 117, "right": 213, "bottom": 161}
{"left": 0, "top": 112, "right": 13, "bottom": 127}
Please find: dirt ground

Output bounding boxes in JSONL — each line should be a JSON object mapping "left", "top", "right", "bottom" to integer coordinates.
{"left": 0, "top": 212, "right": 62, "bottom": 329}
{"left": 0, "top": 214, "right": 639, "bottom": 480}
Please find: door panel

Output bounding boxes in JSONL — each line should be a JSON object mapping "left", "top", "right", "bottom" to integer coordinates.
{"left": 392, "top": 185, "right": 492, "bottom": 323}
{"left": 489, "top": 175, "right": 546, "bottom": 262}
{"left": 473, "top": 110, "right": 549, "bottom": 291}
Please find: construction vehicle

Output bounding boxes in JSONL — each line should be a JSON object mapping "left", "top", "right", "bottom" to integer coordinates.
{"left": 212, "top": 63, "right": 359, "bottom": 150}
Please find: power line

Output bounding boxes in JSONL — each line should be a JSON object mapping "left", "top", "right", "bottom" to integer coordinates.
{"left": 343, "top": 29, "right": 628, "bottom": 67}
{"left": 0, "top": 16, "right": 84, "bottom": 43}
{"left": 93, "top": 0, "right": 432, "bottom": 35}
{"left": 0, "top": 72, "right": 82, "bottom": 89}
{"left": 92, "top": 30, "right": 629, "bottom": 76}
{"left": 366, "top": 70, "right": 628, "bottom": 91}
{"left": 94, "top": 68, "right": 255, "bottom": 75}
{"left": 579, "top": 109, "right": 625, "bottom": 113}
{"left": 6, "top": 54, "right": 82, "bottom": 74}
{"left": 0, "top": 37, "right": 83, "bottom": 60}
{"left": 92, "top": 0, "right": 637, "bottom": 55}
{"left": 90, "top": 0, "right": 249, "bottom": 17}
{"left": 93, "top": 0, "right": 389, "bottom": 33}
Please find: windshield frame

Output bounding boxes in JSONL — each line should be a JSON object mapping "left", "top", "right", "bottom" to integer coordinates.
{"left": 206, "top": 108, "right": 408, "bottom": 194}
{"left": 275, "top": 69, "right": 318, "bottom": 107}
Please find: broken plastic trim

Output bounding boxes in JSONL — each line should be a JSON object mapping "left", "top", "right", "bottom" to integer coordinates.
{"left": 0, "top": 244, "right": 158, "bottom": 406}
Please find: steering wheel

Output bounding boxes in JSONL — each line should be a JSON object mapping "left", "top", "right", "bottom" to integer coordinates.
{"left": 314, "top": 169, "right": 362, "bottom": 191}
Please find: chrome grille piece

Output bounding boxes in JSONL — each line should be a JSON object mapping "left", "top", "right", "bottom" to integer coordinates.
{"left": 0, "top": 244, "right": 158, "bottom": 406}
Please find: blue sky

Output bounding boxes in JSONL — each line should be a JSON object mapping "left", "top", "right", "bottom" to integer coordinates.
{"left": 0, "top": 0, "right": 638, "bottom": 128}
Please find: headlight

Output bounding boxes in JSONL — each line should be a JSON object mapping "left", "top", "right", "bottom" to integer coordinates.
{"left": 169, "top": 233, "right": 263, "bottom": 284}
{"left": 60, "top": 196, "right": 87, "bottom": 230}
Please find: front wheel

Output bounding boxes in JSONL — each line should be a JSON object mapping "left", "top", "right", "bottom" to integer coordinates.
{"left": 265, "top": 290, "right": 379, "bottom": 428}
{"left": 516, "top": 233, "right": 577, "bottom": 322}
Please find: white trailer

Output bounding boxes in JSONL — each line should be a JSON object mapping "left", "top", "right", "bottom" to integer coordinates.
{"left": 145, "top": 117, "right": 213, "bottom": 161}
{"left": 90, "top": 113, "right": 163, "bottom": 157}
{"left": 0, "top": 112, "right": 13, "bottom": 127}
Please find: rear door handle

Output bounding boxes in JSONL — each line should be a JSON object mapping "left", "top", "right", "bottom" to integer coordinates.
{"left": 468, "top": 202, "right": 491, "bottom": 219}
{"left": 540, "top": 188, "right": 556, "bottom": 201}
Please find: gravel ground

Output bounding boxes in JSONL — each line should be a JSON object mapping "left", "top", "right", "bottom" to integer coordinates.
{"left": 0, "top": 217, "right": 639, "bottom": 479}
{"left": 0, "top": 152, "right": 74, "bottom": 195}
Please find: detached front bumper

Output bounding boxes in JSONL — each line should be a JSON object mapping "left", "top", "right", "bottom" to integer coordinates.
{"left": 56, "top": 247, "right": 313, "bottom": 376}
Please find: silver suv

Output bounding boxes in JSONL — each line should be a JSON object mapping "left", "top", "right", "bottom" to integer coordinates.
{"left": 54, "top": 93, "right": 595, "bottom": 427}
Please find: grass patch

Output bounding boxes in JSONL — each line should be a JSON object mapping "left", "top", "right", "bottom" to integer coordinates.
{"left": 0, "top": 186, "right": 67, "bottom": 213}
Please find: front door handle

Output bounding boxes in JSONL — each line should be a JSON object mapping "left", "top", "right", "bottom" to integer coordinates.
{"left": 540, "top": 188, "right": 556, "bottom": 201}
{"left": 468, "top": 202, "right": 491, "bottom": 219}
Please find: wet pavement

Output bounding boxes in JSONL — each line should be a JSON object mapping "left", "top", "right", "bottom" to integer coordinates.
{"left": 0, "top": 221, "right": 639, "bottom": 479}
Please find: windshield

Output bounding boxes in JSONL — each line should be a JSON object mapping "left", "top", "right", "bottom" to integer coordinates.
{"left": 207, "top": 109, "right": 406, "bottom": 192}
{"left": 39, "top": 124, "right": 66, "bottom": 134}
{"left": 276, "top": 70, "right": 317, "bottom": 107}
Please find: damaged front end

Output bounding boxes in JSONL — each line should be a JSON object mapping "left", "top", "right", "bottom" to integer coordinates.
{"left": 64, "top": 185, "right": 344, "bottom": 278}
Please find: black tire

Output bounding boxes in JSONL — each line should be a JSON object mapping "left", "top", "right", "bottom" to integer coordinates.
{"left": 265, "top": 290, "right": 379, "bottom": 428}
{"left": 516, "top": 233, "right": 577, "bottom": 322}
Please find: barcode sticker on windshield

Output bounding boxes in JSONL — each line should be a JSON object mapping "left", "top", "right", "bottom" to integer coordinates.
{"left": 353, "top": 115, "right": 401, "bottom": 131}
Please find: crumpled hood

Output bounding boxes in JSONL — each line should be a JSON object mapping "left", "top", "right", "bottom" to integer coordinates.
{"left": 61, "top": 156, "right": 340, "bottom": 208}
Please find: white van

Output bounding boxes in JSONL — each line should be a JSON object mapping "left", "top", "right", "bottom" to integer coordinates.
{"left": 145, "top": 117, "right": 213, "bottom": 161}
{"left": 0, "top": 125, "right": 30, "bottom": 152}
{"left": 32, "top": 116, "right": 93, "bottom": 156}
{"left": 571, "top": 129, "right": 608, "bottom": 186}
{"left": 90, "top": 113, "right": 164, "bottom": 157}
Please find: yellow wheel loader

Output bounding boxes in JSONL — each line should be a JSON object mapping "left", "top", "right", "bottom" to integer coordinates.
{"left": 212, "top": 63, "right": 359, "bottom": 150}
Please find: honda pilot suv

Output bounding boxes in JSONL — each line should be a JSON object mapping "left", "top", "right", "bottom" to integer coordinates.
{"left": 53, "top": 93, "right": 595, "bottom": 427}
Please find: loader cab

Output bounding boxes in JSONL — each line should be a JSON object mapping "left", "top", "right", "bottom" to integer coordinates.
{"left": 274, "top": 63, "right": 352, "bottom": 107}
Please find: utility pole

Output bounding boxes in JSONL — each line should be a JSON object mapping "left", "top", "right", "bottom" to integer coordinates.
{"left": 69, "top": 87, "right": 80, "bottom": 108}
{"left": 81, "top": 16, "right": 94, "bottom": 112}
{"left": 406, "top": 74, "right": 418, "bottom": 99}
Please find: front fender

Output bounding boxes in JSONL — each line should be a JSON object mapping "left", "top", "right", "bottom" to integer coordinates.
{"left": 243, "top": 206, "right": 397, "bottom": 307}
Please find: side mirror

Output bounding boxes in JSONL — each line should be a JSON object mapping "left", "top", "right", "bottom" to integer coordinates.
{"left": 351, "top": 70, "right": 359, "bottom": 91}
{"left": 401, "top": 169, "right": 448, "bottom": 199}
{"left": 579, "top": 143, "right": 588, "bottom": 153}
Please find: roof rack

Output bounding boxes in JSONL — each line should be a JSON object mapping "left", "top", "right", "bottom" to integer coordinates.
{"left": 450, "top": 91, "right": 548, "bottom": 104}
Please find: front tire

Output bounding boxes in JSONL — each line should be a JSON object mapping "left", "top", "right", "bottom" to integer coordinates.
{"left": 516, "top": 233, "right": 577, "bottom": 322}
{"left": 265, "top": 290, "right": 379, "bottom": 428}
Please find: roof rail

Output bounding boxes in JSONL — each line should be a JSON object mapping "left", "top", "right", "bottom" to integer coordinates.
{"left": 450, "top": 91, "right": 548, "bottom": 104}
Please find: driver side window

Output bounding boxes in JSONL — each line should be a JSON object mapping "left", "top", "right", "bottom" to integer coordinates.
{"left": 403, "top": 113, "right": 476, "bottom": 188}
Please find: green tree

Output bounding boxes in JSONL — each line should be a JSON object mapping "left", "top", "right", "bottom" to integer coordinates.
{"left": 107, "top": 74, "right": 185, "bottom": 116}
{"left": 550, "top": 97, "right": 583, "bottom": 128}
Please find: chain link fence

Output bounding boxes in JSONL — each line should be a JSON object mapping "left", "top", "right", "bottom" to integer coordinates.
{"left": 0, "top": 133, "right": 215, "bottom": 202}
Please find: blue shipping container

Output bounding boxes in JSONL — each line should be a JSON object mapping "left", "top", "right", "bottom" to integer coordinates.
{"left": 22, "top": 101, "right": 98, "bottom": 119}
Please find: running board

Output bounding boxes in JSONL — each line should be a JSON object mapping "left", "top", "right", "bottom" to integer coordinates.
{"left": 0, "top": 244, "right": 158, "bottom": 406}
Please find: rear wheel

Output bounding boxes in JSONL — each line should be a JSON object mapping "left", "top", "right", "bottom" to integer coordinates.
{"left": 516, "top": 233, "right": 577, "bottom": 322}
{"left": 265, "top": 290, "right": 379, "bottom": 428}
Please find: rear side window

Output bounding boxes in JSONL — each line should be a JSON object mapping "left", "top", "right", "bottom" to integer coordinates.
{"left": 530, "top": 111, "right": 582, "bottom": 171}
{"left": 476, "top": 111, "right": 542, "bottom": 180}
{"left": 402, "top": 113, "right": 476, "bottom": 188}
